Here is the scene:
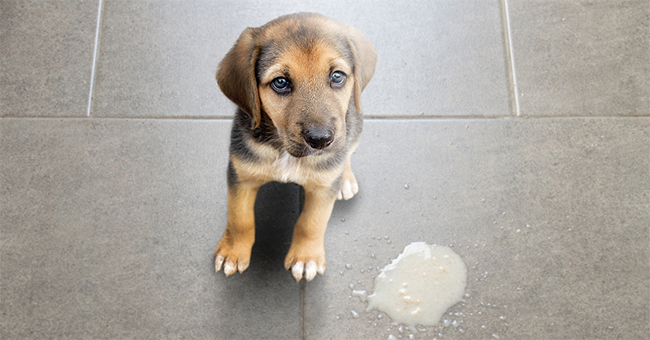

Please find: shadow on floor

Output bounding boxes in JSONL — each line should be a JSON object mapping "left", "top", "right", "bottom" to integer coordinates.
{"left": 211, "top": 182, "right": 304, "bottom": 339}
{"left": 251, "top": 182, "right": 304, "bottom": 271}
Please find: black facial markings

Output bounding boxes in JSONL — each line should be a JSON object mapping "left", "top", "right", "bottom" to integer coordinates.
{"left": 256, "top": 42, "right": 282, "bottom": 84}
{"left": 337, "top": 38, "right": 355, "bottom": 73}
{"left": 256, "top": 22, "right": 355, "bottom": 86}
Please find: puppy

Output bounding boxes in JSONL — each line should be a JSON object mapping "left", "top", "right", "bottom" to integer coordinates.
{"left": 214, "top": 13, "right": 376, "bottom": 281}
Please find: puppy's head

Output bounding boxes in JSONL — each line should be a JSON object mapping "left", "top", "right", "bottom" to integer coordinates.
{"left": 217, "top": 13, "right": 376, "bottom": 157}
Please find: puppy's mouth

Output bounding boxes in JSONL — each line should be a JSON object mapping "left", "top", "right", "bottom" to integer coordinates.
{"left": 284, "top": 141, "right": 328, "bottom": 158}
{"left": 286, "top": 146, "right": 313, "bottom": 158}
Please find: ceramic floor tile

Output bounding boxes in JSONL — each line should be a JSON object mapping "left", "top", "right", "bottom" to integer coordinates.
{"left": 304, "top": 118, "right": 649, "bottom": 339}
{"left": 343, "top": 0, "right": 511, "bottom": 118}
{"left": 3, "top": 1, "right": 649, "bottom": 340}
{"left": 509, "top": 0, "right": 650, "bottom": 116}
{"left": 93, "top": 0, "right": 510, "bottom": 118}
{"left": 0, "top": 119, "right": 301, "bottom": 339}
{"left": 0, "top": 0, "right": 98, "bottom": 117}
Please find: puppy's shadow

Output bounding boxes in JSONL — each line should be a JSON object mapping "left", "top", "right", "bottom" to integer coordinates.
{"left": 249, "top": 181, "right": 303, "bottom": 272}
{"left": 213, "top": 182, "right": 304, "bottom": 333}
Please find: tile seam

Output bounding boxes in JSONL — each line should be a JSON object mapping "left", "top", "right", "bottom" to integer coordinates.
{"left": 501, "top": 0, "right": 521, "bottom": 117}
{"left": 86, "top": 0, "right": 105, "bottom": 118}
{"left": 300, "top": 279, "right": 305, "bottom": 340}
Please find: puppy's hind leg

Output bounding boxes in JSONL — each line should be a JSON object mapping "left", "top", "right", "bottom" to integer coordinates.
{"left": 337, "top": 154, "right": 359, "bottom": 201}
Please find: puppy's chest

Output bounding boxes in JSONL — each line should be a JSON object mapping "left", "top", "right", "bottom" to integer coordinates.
{"left": 234, "top": 135, "right": 345, "bottom": 187}
{"left": 271, "top": 152, "right": 311, "bottom": 184}
{"left": 240, "top": 148, "right": 340, "bottom": 187}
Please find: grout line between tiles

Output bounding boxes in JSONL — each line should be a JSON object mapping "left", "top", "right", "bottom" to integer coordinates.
{"left": 500, "top": 0, "right": 521, "bottom": 117}
{"left": 86, "top": 0, "right": 105, "bottom": 118}
{"left": 300, "top": 279, "right": 306, "bottom": 340}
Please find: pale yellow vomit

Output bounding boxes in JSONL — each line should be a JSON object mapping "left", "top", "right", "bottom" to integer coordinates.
{"left": 366, "top": 242, "right": 467, "bottom": 328}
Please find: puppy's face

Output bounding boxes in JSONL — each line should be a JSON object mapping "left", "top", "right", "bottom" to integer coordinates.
{"left": 217, "top": 13, "right": 377, "bottom": 158}
{"left": 257, "top": 41, "right": 354, "bottom": 157}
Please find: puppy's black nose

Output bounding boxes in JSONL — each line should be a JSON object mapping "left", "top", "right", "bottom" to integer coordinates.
{"left": 303, "top": 129, "right": 334, "bottom": 150}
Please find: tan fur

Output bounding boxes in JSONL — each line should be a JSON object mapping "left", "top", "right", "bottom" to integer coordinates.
{"left": 214, "top": 13, "right": 376, "bottom": 281}
{"left": 259, "top": 45, "right": 353, "bottom": 151}
{"left": 214, "top": 183, "right": 259, "bottom": 276}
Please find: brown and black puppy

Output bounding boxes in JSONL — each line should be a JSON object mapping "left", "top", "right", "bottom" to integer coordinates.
{"left": 214, "top": 13, "right": 376, "bottom": 281}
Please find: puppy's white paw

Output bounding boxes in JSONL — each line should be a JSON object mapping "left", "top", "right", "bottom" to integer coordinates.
{"left": 215, "top": 255, "right": 249, "bottom": 276}
{"left": 290, "top": 260, "right": 325, "bottom": 281}
{"left": 285, "top": 254, "right": 326, "bottom": 282}
{"left": 214, "top": 237, "right": 253, "bottom": 277}
{"left": 337, "top": 179, "right": 359, "bottom": 200}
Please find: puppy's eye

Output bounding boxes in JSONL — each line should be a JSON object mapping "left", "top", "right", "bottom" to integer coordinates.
{"left": 271, "top": 77, "right": 291, "bottom": 94}
{"left": 330, "top": 71, "right": 346, "bottom": 87}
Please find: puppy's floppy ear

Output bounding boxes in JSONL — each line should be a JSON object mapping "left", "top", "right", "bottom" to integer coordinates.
{"left": 347, "top": 27, "right": 377, "bottom": 114}
{"left": 216, "top": 28, "right": 262, "bottom": 128}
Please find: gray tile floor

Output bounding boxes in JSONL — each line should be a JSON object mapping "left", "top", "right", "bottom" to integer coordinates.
{"left": 1, "top": 0, "right": 648, "bottom": 339}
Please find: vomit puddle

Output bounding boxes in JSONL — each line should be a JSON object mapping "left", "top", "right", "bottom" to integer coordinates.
{"left": 365, "top": 242, "right": 467, "bottom": 328}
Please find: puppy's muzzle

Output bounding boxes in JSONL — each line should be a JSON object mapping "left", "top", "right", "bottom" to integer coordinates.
{"left": 303, "top": 128, "right": 334, "bottom": 150}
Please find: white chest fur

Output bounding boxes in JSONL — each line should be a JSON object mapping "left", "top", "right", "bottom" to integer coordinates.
{"left": 239, "top": 137, "right": 343, "bottom": 188}
{"left": 273, "top": 152, "right": 306, "bottom": 184}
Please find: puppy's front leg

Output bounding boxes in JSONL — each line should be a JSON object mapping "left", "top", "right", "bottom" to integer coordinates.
{"left": 215, "top": 181, "right": 260, "bottom": 276}
{"left": 284, "top": 185, "right": 337, "bottom": 281}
